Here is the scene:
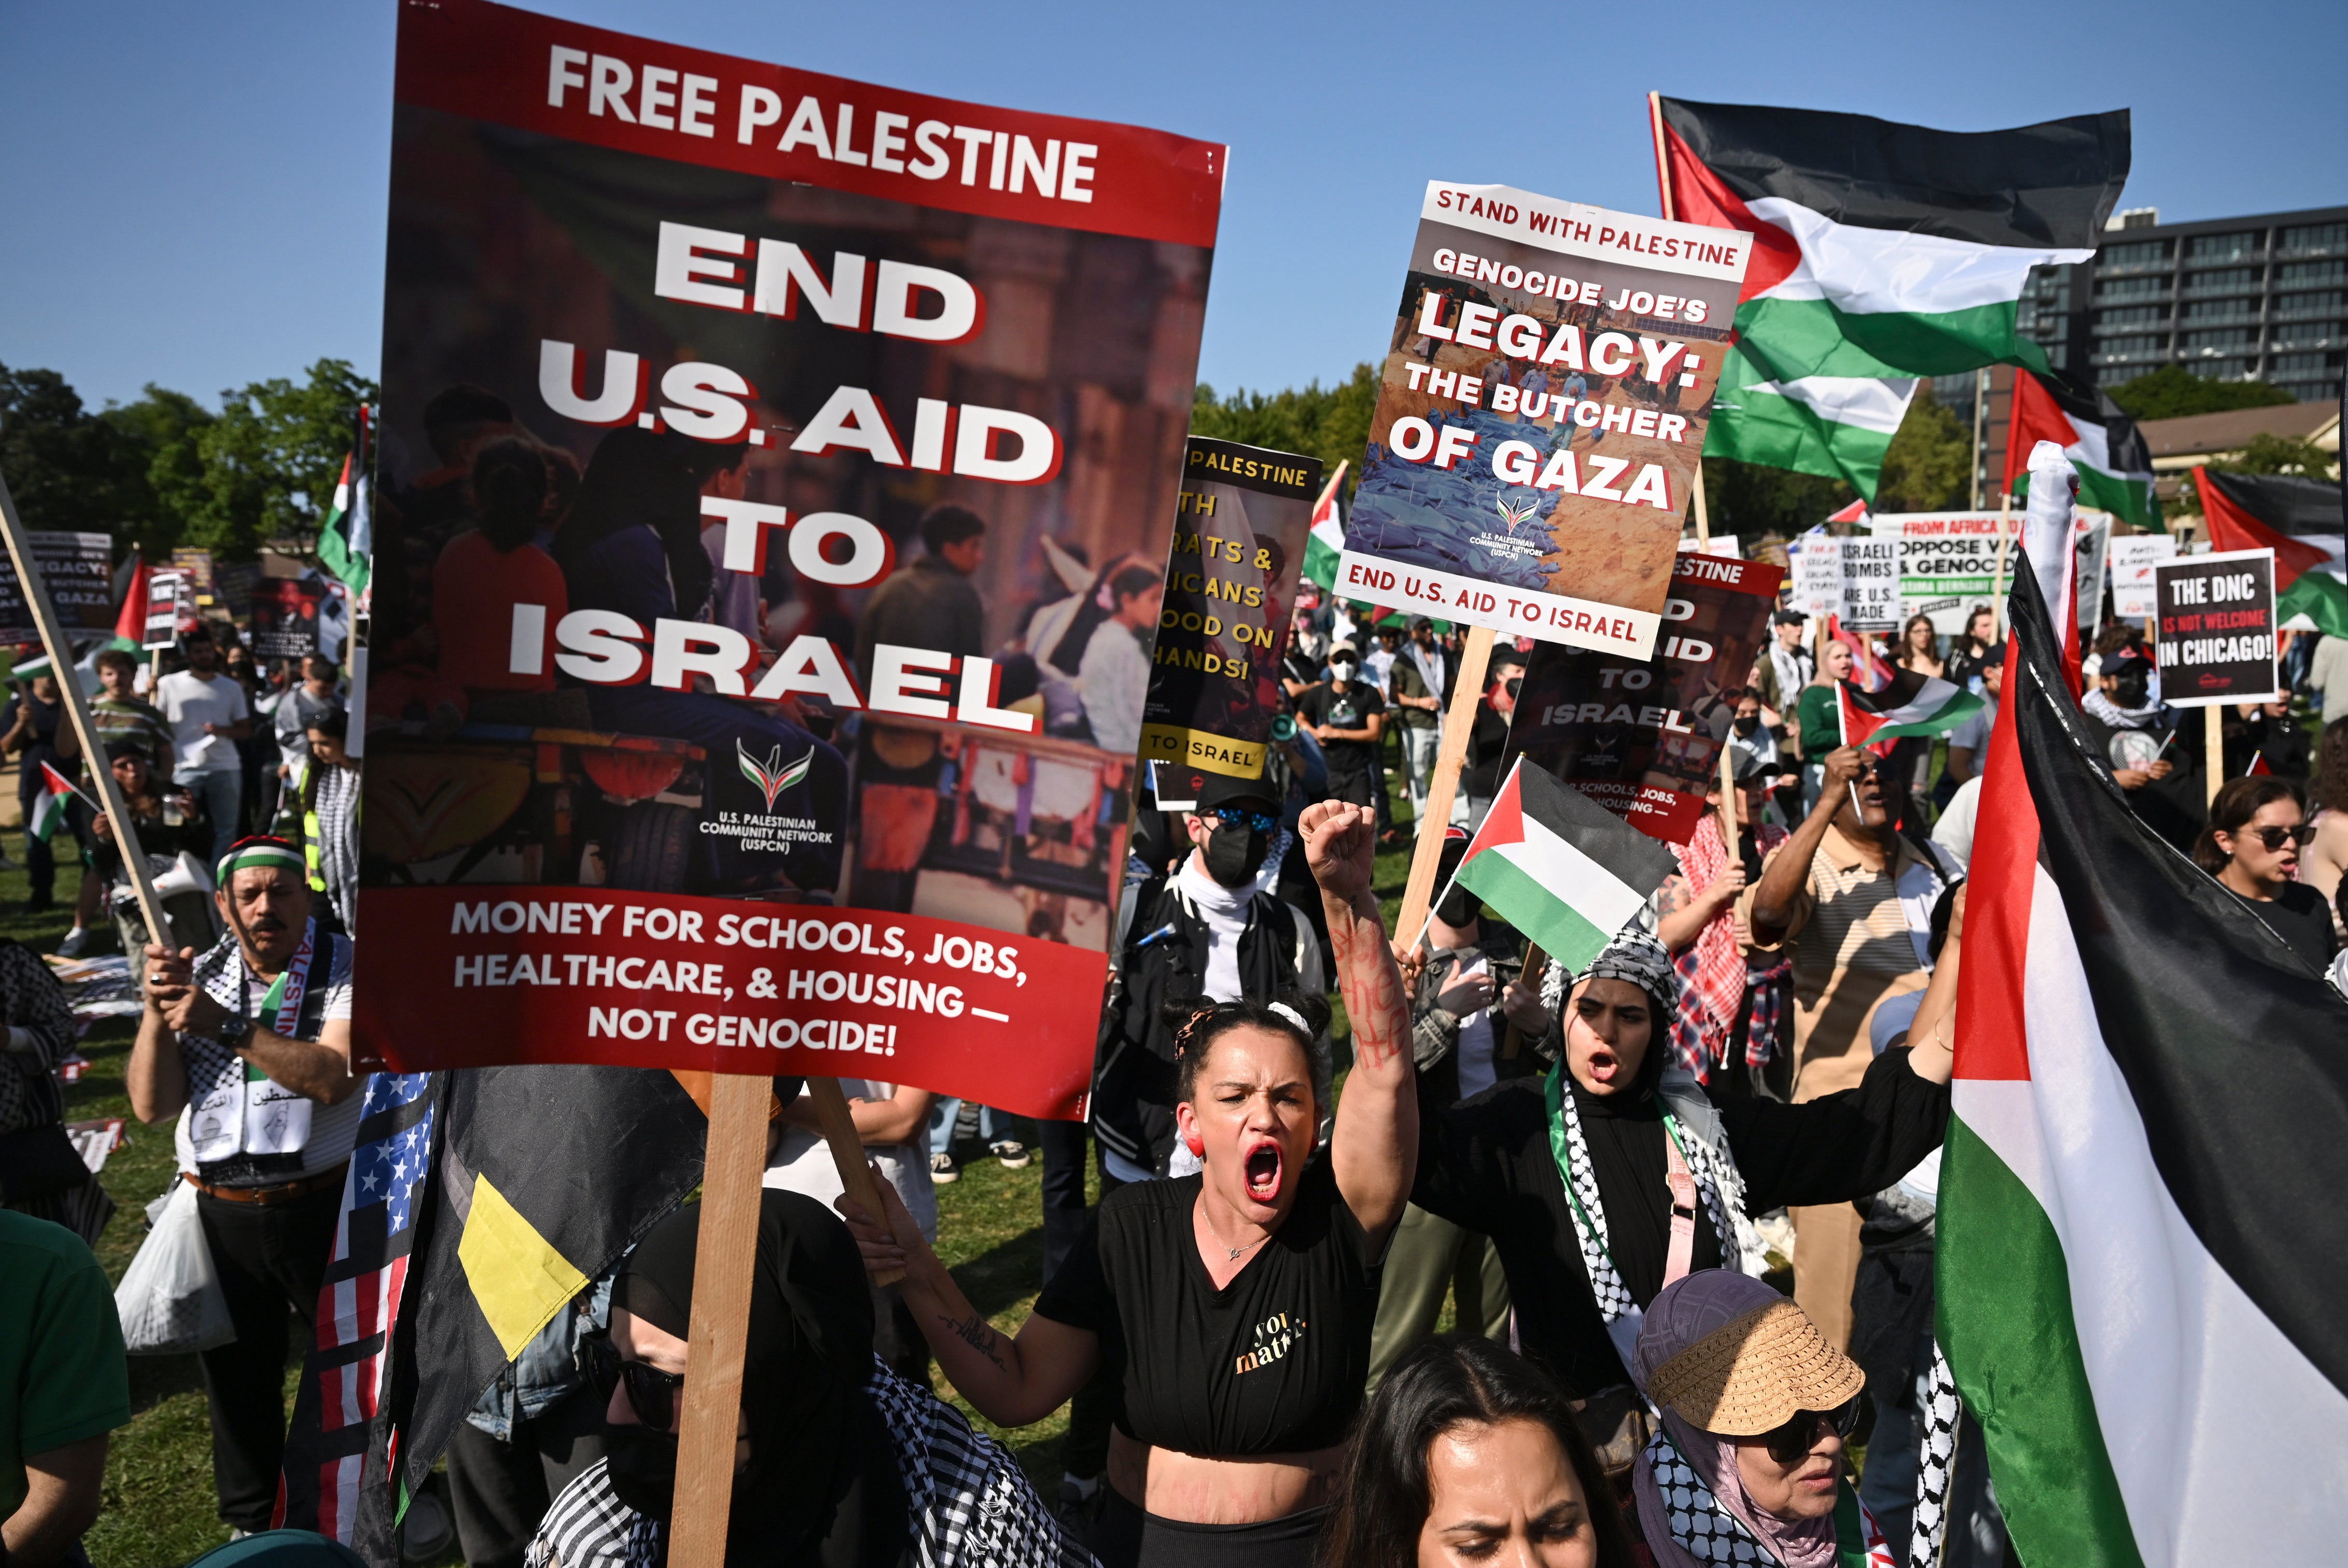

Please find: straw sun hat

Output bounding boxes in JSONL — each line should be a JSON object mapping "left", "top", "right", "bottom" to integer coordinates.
{"left": 1643, "top": 1296, "right": 1866, "bottom": 1436}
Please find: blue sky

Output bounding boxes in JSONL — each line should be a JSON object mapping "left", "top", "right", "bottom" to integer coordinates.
{"left": 3, "top": 0, "right": 2342, "bottom": 413}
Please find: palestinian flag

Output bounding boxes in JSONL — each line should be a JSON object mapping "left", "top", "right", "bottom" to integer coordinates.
{"left": 1938, "top": 555, "right": 2348, "bottom": 1565}
{"left": 1654, "top": 96, "right": 2129, "bottom": 500}
{"left": 1835, "top": 668, "right": 1980, "bottom": 748}
{"left": 109, "top": 555, "right": 147, "bottom": 654}
{"left": 1438, "top": 759, "right": 1678, "bottom": 971}
{"left": 2196, "top": 468, "right": 2348, "bottom": 641}
{"left": 317, "top": 407, "right": 373, "bottom": 596}
{"left": 1301, "top": 460, "right": 1348, "bottom": 591}
{"left": 28, "top": 761, "right": 86, "bottom": 843}
{"left": 2002, "top": 370, "right": 2161, "bottom": 531}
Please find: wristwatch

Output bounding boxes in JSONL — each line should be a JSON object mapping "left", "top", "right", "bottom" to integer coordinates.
{"left": 218, "top": 1012, "right": 255, "bottom": 1051}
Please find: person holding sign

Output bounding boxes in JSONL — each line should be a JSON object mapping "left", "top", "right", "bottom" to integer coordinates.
{"left": 842, "top": 800, "right": 1417, "bottom": 1568}
{"left": 124, "top": 838, "right": 358, "bottom": 1536}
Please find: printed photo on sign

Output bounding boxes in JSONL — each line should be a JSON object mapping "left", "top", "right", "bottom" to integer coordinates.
{"left": 1337, "top": 182, "right": 1750, "bottom": 654}
{"left": 1501, "top": 551, "right": 1784, "bottom": 843}
{"left": 354, "top": 0, "right": 1223, "bottom": 1116}
{"left": 1140, "top": 438, "right": 1322, "bottom": 779}
{"left": 2152, "top": 549, "right": 2277, "bottom": 707}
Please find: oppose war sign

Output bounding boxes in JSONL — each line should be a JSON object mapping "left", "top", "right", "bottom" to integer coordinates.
{"left": 1337, "top": 183, "right": 1751, "bottom": 654}
{"left": 354, "top": 0, "right": 1223, "bottom": 1117}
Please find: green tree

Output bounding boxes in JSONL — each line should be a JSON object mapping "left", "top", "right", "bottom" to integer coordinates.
{"left": 0, "top": 362, "right": 154, "bottom": 542}
{"left": 1873, "top": 382, "right": 1972, "bottom": 512}
{"left": 165, "top": 359, "right": 375, "bottom": 559}
{"left": 2178, "top": 430, "right": 2339, "bottom": 512}
{"left": 1700, "top": 455, "right": 1856, "bottom": 537}
{"left": 1191, "top": 363, "right": 1379, "bottom": 489}
{"left": 2106, "top": 363, "right": 2295, "bottom": 422}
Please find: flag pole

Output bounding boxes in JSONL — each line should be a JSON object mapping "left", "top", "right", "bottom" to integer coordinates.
{"left": 1648, "top": 92, "right": 1677, "bottom": 221}
{"left": 2205, "top": 708, "right": 2226, "bottom": 808}
{"left": 1394, "top": 625, "right": 1495, "bottom": 943}
{"left": 668, "top": 1071, "right": 768, "bottom": 1568}
{"left": 0, "top": 472, "right": 171, "bottom": 943}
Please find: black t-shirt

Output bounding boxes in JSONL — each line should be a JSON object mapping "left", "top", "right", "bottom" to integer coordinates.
{"left": 1032, "top": 1158, "right": 1383, "bottom": 1456}
{"left": 2237, "top": 881, "right": 2339, "bottom": 970}
{"left": 1296, "top": 682, "right": 1385, "bottom": 782}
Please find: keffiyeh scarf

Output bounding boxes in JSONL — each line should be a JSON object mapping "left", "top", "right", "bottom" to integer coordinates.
{"left": 1638, "top": 1429, "right": 1893, "bottom": 1568}
{"left": 1544, "top": 1065, "right": 1751, "bottom": 1369}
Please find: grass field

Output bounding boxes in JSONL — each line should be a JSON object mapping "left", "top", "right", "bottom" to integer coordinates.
{"left": 35, "top": 803, "right": 1430, "bottom": 1566}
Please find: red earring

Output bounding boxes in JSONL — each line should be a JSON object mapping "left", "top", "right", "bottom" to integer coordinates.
{"left": 1184, "top": 1134, "right": 1206, "bottom": 1158}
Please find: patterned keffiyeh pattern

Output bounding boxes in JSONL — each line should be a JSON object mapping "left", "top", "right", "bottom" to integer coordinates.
{"left": 1642, "top": 1431, "right": 1894, "bottom": 1567}
{"left": 1549, "top": 1074, "right": 1749, "bottom": 1328}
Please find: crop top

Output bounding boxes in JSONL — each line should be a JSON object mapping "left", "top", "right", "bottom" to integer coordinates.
{"left": 1031, "top": 1157, "right": 1383, "bottom": 1457}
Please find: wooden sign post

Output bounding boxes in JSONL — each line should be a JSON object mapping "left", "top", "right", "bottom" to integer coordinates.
{"left": 0, "top": 471, "right": 171, "bottom": 944}
{"left": 1395, "top": 624, "right": 1496, "bottom": 943}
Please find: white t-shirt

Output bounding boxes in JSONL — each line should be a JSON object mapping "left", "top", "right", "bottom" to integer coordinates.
{"left": 156, "top": 670, "right": 251, "bottom": 773}
{"left": 763, "top": 1078, "right": 937, "bottom": 1243}
{"left": 1449, "top": 951, "right": 1499, "bottom": 1100}
{"left": 1932, "top": 776, "right": 1982, "bottom": 871}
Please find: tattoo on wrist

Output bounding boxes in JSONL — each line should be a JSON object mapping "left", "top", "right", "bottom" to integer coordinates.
{"left": 940, "top": 1311, "right": 1007, "bottom": 1370}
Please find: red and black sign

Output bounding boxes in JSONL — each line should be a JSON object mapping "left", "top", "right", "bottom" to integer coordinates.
{"left": 2152, "top": 549, "right": 2278, "bottom": 707}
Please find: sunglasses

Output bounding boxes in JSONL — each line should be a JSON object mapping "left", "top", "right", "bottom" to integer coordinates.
{"left": 2247, "top": 823, "right": 2314, "bottom": 850}
{"left": 581, "top": 1335, "right": 686, "bottom": 1431}
{"left": 1757, "top": 1395, "right": 1863, "bottom": 1465}
{"left": 1205, "top": 807, "right": 1280, "bottom": 835}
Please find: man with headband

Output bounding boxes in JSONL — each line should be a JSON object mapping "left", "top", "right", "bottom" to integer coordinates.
{"left": 125, "top": 835, "right": 359, "bottom": 1537}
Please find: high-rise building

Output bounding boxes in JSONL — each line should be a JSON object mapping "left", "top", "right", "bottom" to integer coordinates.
{"left": 2010, "top": 204, "right": 2347, "bottom": 403}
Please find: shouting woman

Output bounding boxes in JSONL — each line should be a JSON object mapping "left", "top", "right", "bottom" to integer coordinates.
{"left": 843, "top": 800, "right": 1416, "bottom": 1568}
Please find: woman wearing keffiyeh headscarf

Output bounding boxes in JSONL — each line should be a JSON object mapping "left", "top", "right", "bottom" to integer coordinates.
{"left": 1410, "top": 928, "right": 1955, "bottom": 1481}
{"left": 1628, "top": 1269, "right": 1892, "bottom": 1566}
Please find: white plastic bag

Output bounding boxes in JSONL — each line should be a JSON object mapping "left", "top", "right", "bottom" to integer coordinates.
{"left": 115, "top": 1178, "right": 235, "bottom": 1354}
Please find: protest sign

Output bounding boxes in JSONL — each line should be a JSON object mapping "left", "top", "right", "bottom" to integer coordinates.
{"left": 1501, "top": 551, "right": 1784, "bottom": 843}
{"left": 353, "top": 0, "right": 1222, "bottom": 1125}
{"left": 1839, "top": 534, "right": 1901, "bottom": 629}
{"left": 142, "top": 570, "right": 186, "bottom": 649}
{"left": 0, "top": 531, "right": 114, "bottom": 646}
{"left": 248, "top": 579, "right": 324, "bottom": 660}
{"left": 1139, "top": 438, "right": 1321, "bottom": 778}
{"left": 2153, "top": 548, "right": 2277, "bottom": 706}
{"left": 1869, "top": 512, "right": 2001, "bottom": 633}
{"left": 1335, "top": 183, "right": 1751, "bottom": 655}
{"left": 169, "top": 548, "right": 216, "bottom": 609}
{"left": 2111, "top": 532, "right": 2174, "bottom": 621}
{"left": 1788, "top": 534, "right": 1842, "bottom": 620}
{"left": 2074, "top": 513, "right": 2111, "bottom": 635}
{"left": 1677, "top": 534, "right": 1740, "bottom": 557}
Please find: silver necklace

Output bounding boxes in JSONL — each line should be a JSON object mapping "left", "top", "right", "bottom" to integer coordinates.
{"left": 1201, "top": 1206, "right": 1271, "bottom": 1263}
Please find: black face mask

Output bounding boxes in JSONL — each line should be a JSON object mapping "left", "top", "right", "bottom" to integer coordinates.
{"left": 1203, "top": 820, "right": 1272, "bottom": 888}
{"left": 602, "top": 1422, "right": 679, "bottom": 1519}
{"left": 1732, "top": 713, "right": 1760, "bottom": 735}
{"left": 1435, "top": 884, "right": 1477, "bottom": 928}
{"left": 2112, "top": 668, "right": 2151, "bottom": 708}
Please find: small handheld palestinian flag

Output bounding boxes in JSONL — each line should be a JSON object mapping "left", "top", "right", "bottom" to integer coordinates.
{"left": 1434, "top": 760, "right": 1678, "bottom": 972}
{"left": 317, "top": 406, "right": 373, "bottom": 597}
{"left": 30, "top": 761, "right": 92, "bottom": 843}
{"left": 1300, "top": 461, "right": 1348, "bottom": 592}
{"left": 1836, "top": 667, "right": 1981, "bottom": 750}
{"left": 2196, "top": 468, "right": 2347, "bottom": 642}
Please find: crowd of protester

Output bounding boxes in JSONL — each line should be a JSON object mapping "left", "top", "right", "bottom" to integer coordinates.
{"left": 6, "top": 539, "right": 2346, "bottom": 1568}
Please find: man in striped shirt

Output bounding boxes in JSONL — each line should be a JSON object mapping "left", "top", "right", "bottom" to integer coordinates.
{"left": 1743, "top": 745, "right": 1954, "bottom": 1352}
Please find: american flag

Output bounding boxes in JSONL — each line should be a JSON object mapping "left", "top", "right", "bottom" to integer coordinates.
{"left": 273, "top": 1071, "right": 437, "bottom": 1543}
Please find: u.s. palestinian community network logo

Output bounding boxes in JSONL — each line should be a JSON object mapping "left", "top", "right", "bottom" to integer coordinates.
{"left": 738, "top": 738, "right": 813, "bottom": 810}
{"left": 706, "top": 739, "right": 831, "bottom": 851}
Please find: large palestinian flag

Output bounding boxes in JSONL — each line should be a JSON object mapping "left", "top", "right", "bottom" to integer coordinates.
{"left": 1835, "top": 668, "right": 1980, "bottom": 748}
{"left": 1654, "top": 97, "right": 2129, "bottom": 501}
{"left": 1439, "top": 759, "right": 1678, "bottom": 970}
{"left": 2196, "top": 468, "right": 2348, "bottom": 641}
{"left": 1937, "top": 556, "right": 2348, "bottom": 1565}
{"left": 2003, "top": 369, "right": 2161, "bottom": 532}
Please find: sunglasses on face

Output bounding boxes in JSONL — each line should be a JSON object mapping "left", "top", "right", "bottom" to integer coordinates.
{"left": 1756, "top": 1395, "right": 1863, "bottom": 1465}
{"left": 2246, "top": 823, "right": 2314, "bottom": 850}
{"left": 581, "top": 1335, "right": 686, "bottom": 1431}
{"left": 1206, "top": 807, "right": 1280, "bottom": 835}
